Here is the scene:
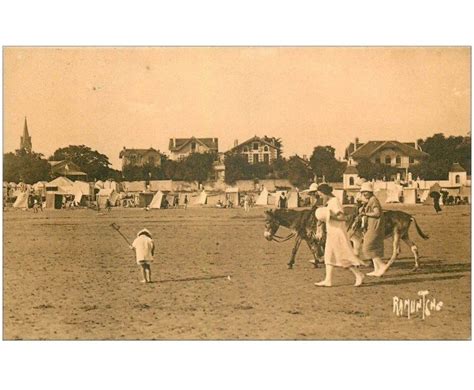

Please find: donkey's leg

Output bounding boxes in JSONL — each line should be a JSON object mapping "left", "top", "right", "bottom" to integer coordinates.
{"left": 402, "top": 235, "right": 420, "bottom": 271}
{"left": 374, "top": 231, "right": 399, "bottom": 276}
{"left": 288, "top": 237, "right": 302, "bottom": 269}
{"left": 305, "top": 239, "right": 320, "bottom": 268}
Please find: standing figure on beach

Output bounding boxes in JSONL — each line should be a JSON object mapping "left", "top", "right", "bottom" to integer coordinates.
{"left": 358, "top": 182, "right": 387, "bottom": 276}
{"left": 130, "top": 228, "right": 154, "bottom": 283}
{"left": 313, "top": 183, "right": 366, "bottom": 287}
{"left": 184, "top": 195, "right": 188, "bottom": 210}
{"left": 244, "top": 194, "right": 250, "bottom": 212}
{"left": 430, "top": 190, "right": 442, "bottom": 213}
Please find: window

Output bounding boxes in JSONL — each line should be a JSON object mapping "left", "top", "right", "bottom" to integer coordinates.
{"left": 253, "top": 142, "right": 259, "bottom": 151}
{"left": 375, "top": 157, "right": 381, "bottom": 164}
{"left": 148, "top": 156, "right": 155, "bottom": 165}
{"left": 253, "top": 154, "right": 259, "bottom": 164}
{"left": 191, "top": 142, "right": 196, "bottom": 152}
{"left": 349, "top": 177, "right": 354, "bottom": 186}
{"left": 385, "top": 156, "right": 391, "bottom": 165}
{"left": 263, "top": 154, "right": 269, "bottom": 164}
{"left": 396, "top": 156, "right": 401, "bottom": 164}
{"left": 409, "top": 157, "right": 415, "bottom": 164}
{"left": 264, "top": 146, "right": 269, "bottom": 152}
{"left": 455, "top": 175, "right": 460, "bottom": 184}
{"left": 243, "top": 147, "right": 248, "bottom": 152}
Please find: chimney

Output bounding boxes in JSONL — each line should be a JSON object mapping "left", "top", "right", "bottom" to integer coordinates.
{"left": 173, "top": 138, "right": 176, "bottom": 148}
{"left": 302, "top": 154, "right": 307, "bottom": 160}
{"left": 415, "top": 139, "right": 419, "bottom": 150}
{"left": 234, "top": 139, "right": 238, "bottom": 147}
{"left": 354, "top": 137, "right": 359, "bottom": 151}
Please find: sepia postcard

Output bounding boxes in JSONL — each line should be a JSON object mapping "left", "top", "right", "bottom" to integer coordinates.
{"left": 2, "top": 46, "right": 471, "bottom": 340}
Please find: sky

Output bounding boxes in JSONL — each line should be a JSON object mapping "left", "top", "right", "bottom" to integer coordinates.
{"left": 3, "top": 47, "right": 470, "bottom": 169}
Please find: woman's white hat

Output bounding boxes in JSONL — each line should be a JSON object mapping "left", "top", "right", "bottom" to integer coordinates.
{"left": 360, "top": 182, "right": 374, "bottom": 193}
{"left": 308, "top": 183, "right": 318, "bottom": 193}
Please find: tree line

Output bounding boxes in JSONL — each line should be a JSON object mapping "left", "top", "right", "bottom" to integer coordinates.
{"left": 3, "top": 133, "right": 470, "bottom": 185}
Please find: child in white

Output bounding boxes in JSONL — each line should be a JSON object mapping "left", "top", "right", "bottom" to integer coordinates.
{"left": 130, "top": 228, "right": 154, "bottom": 283}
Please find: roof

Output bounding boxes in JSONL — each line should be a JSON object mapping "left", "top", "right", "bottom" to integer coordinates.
{"left": 119, "top": 148, "right": 162, "bottom": 158}
{"left": 344, "top": 165, "right": 358, "bottom": 174}
{"left": 350, "top": 140, "right": 429, "bottom": 160}
{"left": 48, "top": 160, "right": 87, "bottom": 176}
{"left": 226, "top": 135, "right": 280, "bottom": 153}
{"left": 169, "top": 137, "right": 218, "bottom": 152}
{"left": 450, "top": 162, "right": 466, "bottom": 173}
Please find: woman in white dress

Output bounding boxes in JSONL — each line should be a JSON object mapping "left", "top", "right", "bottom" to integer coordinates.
{"left": 314, "top": 183, "right": 366, "bottom": 287}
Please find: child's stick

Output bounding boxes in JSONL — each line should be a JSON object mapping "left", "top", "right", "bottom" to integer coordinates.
{"left": 110, "top": 223, "right": 132, "bottom": 246}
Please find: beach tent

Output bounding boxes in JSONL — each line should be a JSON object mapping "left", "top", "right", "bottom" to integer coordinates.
{"left": 97, "top": 188, "right": 119, "bottom": 208}
{"left": 225, "top": 187, "right": 239, "bottom": 206}
{"left": 94, "top": 180, "right": 104, "bottom": 189}
{"left": 196, "top": 191, "right": 208, "bottom": 205}
{"left": 47, "top": 176, "right": 74, "bottom": 194}
{"left": 13, "top": 190, "right": 30, "bottom": 208}
{"left": 287, "top": 191, "right": 299, "bottom": 208}
{"left": 137, "top": 192, "right": 153, "bottom": 207}
{"left": 386, "top": 186, "right": 402, "bottom": 203}
{"left": 72, "top": 181, "right": 92, "bottom": 205}
{"left": 149, "top": 191, "right": 165, "bottom": 209}
{"left": 403, "top": 188, "right": 417, "bottom": 204}
{"left": 256, "top": 187, "right": 269, "bottom": 206}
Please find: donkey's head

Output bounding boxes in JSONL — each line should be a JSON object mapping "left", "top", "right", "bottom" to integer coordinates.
{"left": 264, "top": 209, "right": 280, "bottom": 241}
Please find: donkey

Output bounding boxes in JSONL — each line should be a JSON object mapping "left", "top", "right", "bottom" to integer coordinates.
{"left": 263, "top": 206, "right": 326, "bottom": 269}
{"left": 347, "top": 208, "right": 429, "bottom": 273}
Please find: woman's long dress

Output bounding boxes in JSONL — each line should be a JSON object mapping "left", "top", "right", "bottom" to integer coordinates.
{"left": 362, "top": 196, "right": 385, "bottom": 259}
{"left": 319, "top": 197, "right": 364, "bottom": 268}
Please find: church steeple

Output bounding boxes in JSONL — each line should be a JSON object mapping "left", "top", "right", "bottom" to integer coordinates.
{"left": 20, "top": 116, "right": 32, "bottom": 152}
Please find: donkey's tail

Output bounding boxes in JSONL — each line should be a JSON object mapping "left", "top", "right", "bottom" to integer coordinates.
{"left": 411, "top": 217, "right": 429, "bottom": 240}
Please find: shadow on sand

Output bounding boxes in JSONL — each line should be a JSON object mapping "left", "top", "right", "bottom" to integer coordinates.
{"left": 362, "top": 273, "right": 467, "bottom": 287}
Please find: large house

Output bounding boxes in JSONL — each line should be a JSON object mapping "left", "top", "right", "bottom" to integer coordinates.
{"left": 119, "top": 147, "right": 164, "bottom": 170}
{"left": 226, "top": 136, "right": 281, "bottom": 165}
{"left": 345, "top": 138, "right": 428, "bottom": 175}
{"left": 168, "top": 137, "right": 218, "bottom": 160}
{"left": 48, "top": 160, "right": 87, "bottom": 181}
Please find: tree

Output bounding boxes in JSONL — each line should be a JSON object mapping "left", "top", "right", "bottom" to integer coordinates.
{"left": 3, "top": 149, "right": 51, "bottom": 183}
{"left": 224, "top": 154, "right": 252, "bottom": 184}
{"left": 50, "top": 145, "right": 114, "bottom": 181}
{"left": 180, "top": 152, "right": 216, "bottom": 183}
{"left": 413, "top": 133, "right": 471, "bottom": 179}
{"left": 309, "top": 146, "right": 344, "bottom": 182}
{"left": 356, "top": 158, "right": 398, "bottom": 181}
{"left": 287, "top": 155, "right": 313, "bottom": 188}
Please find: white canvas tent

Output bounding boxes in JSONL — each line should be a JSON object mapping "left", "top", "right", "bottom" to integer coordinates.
{"left": 94, "top": 180, "right": 104, "bottom": 189}
{"left": 97, "top": 188, "right": 119, "bottom": 208}
{"left": 386, "top": 186, "right": 402, "bottom": 203}
{"left": 47, "top": 176, "right": 74, "bottom": 194}
{"left": 225, "top": 187, "right": 239, "bottom": 206}
{"left": 13, "top": 190, "right": 30, "bottom": 208}
{"left": 287, "top": 191, "right": 299, "bottom": 208}
{"left": 196, "top": 191, "right": 207, "bottom": 205}
{"left": 403, "top": 188, "right": 417, "bottom": 204}
{"left": 256, "top": 187, "right": 269, "bottom": 206}
{"left": 149, "top": 191, "right": 165, "bottom": 209}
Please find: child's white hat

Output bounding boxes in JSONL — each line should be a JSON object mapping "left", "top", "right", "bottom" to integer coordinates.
{"left": 137, "top": 228, "right": 152, "bottom": 237}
